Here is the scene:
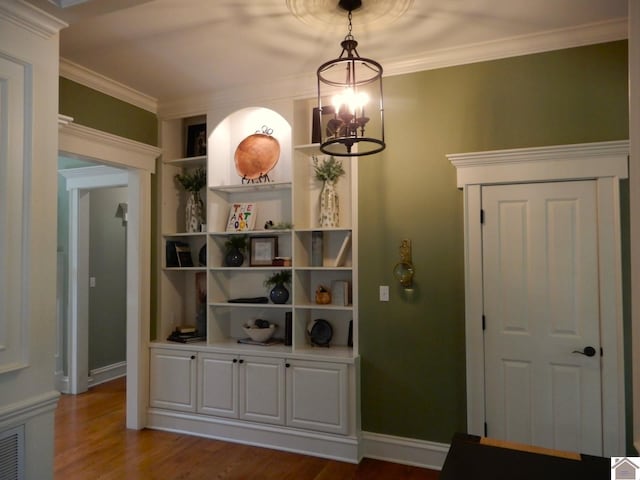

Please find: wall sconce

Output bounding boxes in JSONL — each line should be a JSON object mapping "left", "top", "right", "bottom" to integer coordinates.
{"left": 393, "top": 239, "right": 415, "bottom": 290}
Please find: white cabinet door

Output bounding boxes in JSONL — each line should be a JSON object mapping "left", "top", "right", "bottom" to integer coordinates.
{"left": 149, "top": 348, "right": 197, "bottom": 412}
{"left": 198, "top": 352, "right": 239, "bottom": 418}
{"left": 239, "top": 356, "right": 285, "bottom": 425}
{"left": 286, "top": 360, "right": 348, "bottom": 435}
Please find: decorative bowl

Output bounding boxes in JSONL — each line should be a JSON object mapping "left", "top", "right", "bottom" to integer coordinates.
{"left": 242, "top": 324, "right": 276, "bottom": 343}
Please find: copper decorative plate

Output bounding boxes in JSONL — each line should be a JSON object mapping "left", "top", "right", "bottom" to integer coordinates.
{"left": 234, "top": 126, "right": 280, "bottom": 182}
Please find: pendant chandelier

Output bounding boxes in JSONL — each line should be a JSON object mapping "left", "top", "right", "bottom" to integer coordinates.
{"left": 316, "top": 0, "right": 385, "bottom": 157}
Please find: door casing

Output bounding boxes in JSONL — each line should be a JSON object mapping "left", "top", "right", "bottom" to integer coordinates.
{"left": 58, "top": 117, "right": 161, "bottom": 429}
{"left": 448, "top": 140, "right": 628, "bottom": 456}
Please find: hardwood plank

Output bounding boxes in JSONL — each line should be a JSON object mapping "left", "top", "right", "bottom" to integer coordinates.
{"left": 55, "top": 377, "right": 439, "bottom": 479}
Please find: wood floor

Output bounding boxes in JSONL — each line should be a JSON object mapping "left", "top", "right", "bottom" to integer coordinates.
{"left": 54, "top": 377, "right": 440, "bottom": 479}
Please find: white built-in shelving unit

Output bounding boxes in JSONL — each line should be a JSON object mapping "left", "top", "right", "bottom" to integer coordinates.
{"left": 150, "top": 104, "right": 360, "bottom": 461}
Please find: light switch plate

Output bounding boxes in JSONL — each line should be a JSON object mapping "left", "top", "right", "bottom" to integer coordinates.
{"left": 379, "top": 285, "right": 389, "bottom": 302}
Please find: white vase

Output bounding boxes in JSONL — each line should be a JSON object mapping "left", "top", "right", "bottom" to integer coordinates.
{"left": 319, "top": 180, "right": 339, "bottom": 228}
{"left": 186, "top": 191, "right": 204, "bottom": 233}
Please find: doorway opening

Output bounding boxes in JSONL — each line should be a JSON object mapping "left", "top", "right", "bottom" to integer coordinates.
{"left": 57, "top": 117, "right": 160, "bottom": 429}
{"left": 57, "top": 160, "right": 129, "bottom": 394}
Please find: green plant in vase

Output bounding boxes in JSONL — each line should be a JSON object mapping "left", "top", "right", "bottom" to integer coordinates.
{"left": 175, "top": 167, "right": 207, "bottom": 232}
{"left": 312, "top": 156, "right": 344, "bottom": 228}
{"left": 264, "top": 269, "right": 292, "bottom": 304}
{"left": 223, "top": 234, "right": 247, "bottom": 267}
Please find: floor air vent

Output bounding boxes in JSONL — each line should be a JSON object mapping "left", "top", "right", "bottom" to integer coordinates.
{"left": 0, "top": 426, "right": 24, "bottom": 480}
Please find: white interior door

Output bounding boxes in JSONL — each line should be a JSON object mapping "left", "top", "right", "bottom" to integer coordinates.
{"left": 482, "top": 180, "right": 603, "bottom": 455}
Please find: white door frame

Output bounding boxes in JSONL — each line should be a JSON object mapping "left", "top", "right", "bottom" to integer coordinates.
{"left": 58, "top": 116, "right": 160, "bottom": 428}
{"left": 58, "top": 165, "right": 129, "bottom": 394}
{"left": 448, "top": 140, "right": 628, "bottom": 456}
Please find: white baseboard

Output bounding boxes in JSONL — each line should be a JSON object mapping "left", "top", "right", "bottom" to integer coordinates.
{"left": 88, "top": 361, "right": 126, "bottom": 387}
{"left": 147, "top": 408, "right": 361, "bottom": 463}
{"left": 147, "top": 407, "right": 451, "bottom": 470}
{"left": 361, "top": 431, "right": 449, "bottom": 471}
{"left": 57, "top": 361, "right": 127, "bottom": 394}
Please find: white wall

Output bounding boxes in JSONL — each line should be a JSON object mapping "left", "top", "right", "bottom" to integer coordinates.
{"left": 0, "top": 2, "right": 66, "bottom": 478}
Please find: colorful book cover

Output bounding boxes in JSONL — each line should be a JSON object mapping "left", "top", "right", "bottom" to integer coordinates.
{"left": 226, "top": 203, "right": 257, "bottom": 232}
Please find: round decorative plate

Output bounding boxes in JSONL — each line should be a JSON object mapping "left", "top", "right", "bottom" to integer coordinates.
{"left": 307, "top": 319, "right": 333, "bottom": 347}
{"left": 234, "top": 131, "right": 280, "bottom": 181}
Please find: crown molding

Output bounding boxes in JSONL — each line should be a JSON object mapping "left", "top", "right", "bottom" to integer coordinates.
{"left": 383, "top": 17, "right": 628, "bottom": 78}
{"left": 60, "top": 58, "right": 158, "bottom": 114}
{"left": 61, "top": 16, "right": 627, "bottom": 119}
{"left": 157, "top": 17, "right": 628, "bottom": 118}
{"left": 0, "top": 0, "right": 67, "bottom": 38}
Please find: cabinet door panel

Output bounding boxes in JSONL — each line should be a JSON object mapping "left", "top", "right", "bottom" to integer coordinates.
{"left": 150, "top": 348, "right": 196, "bottom": 412}
{"left": 198, "top": 353, "right": 238, "bottom": 418}
{"left": 286, "top": 360, "right": 348, "bottom": 434}
{"left": 239, "top": 356, "right": 285, "bottom": 425}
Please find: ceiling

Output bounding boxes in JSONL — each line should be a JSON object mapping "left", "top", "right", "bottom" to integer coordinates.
{"left": 25, "top": 0, "right": 628, "bottom": 106}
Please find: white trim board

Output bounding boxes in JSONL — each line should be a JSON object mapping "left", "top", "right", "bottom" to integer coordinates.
{"left": 361, "top": 432, "right": 448, "bottom": 471}
{"left": 89, "top": 361, "right": 127, "bottom": 388}
{"left": 56, "top": 362, "right": 127, "bottom": 394}
{"left": 147, "top": 409, "right": 361, "bottom": 464}
{"left": 0, "top": 390, "right": 60, "bottom": 432}
{"left": 145, "top": 410, "right": 450, "bottom": 471}
{"left": 448, "top": 140, "right": 629, "bottom": 457}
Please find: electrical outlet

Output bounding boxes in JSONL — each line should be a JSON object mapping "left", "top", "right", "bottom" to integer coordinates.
{"left": 89, "top": 277, "right": 96, "bottom": 288}
{"left": 379, "top": 285, "right": 389, "bottom": 302}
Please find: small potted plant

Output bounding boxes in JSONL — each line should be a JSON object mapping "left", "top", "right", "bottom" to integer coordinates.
{"left": 224, "top": 234, "right": 248, "bottom": 267}
{"left": 264, "top": 270, "right": 292, "bottom": 304}
{"left": 175, "top": 167, "right": 207, "bottom": 232}
{"left": 312, "top": 156, "right": 345, "bottom": 228}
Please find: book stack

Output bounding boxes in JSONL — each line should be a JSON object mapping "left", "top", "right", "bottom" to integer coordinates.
{"left": 167, "top": 325, "right": 205, "bottom": 343}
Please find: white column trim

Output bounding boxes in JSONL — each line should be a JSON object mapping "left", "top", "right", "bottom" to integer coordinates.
{"left": 628, "top": 0, "right": 640, "bottom": 454}
{"left": 126, "top": 168, "right": 151, "bottom": 429}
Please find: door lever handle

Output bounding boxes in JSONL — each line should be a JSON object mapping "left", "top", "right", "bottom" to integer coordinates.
{"left": 572, "top": 346, "right": 597, "bottom": 357}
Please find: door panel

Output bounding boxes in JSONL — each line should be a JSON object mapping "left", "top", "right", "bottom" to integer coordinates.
{"left": 482, "top": 181, "right": 602, "bottom": 455}
{"left": 198, "top": 352, "right": 238, "bottom": 418}
{"left": 239, "top": 356, "right": 285, "bottom": 425}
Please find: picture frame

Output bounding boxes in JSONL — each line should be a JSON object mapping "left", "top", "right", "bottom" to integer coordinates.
{"left": 186, "top": 123, "right": 207, "bottom": 157}
{"left": 250, "top": 236, "right": 278, "bottom": 266}
{"left": 311, "top": 106, "right": 335, "bottom": 144}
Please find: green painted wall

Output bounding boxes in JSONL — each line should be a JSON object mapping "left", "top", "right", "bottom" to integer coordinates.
{"left": 59, "top": 77, "right": 158, "bottom": 146}
{"left": 358, "top": 41, "right": 628, "bottom": 444}
{"left": 89, "top": 186, "right": 128, "bottom": 370}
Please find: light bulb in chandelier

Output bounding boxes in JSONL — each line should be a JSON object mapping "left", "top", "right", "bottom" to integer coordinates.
{"left": 328, "top": 89, "right": 370, "bottom": 138}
